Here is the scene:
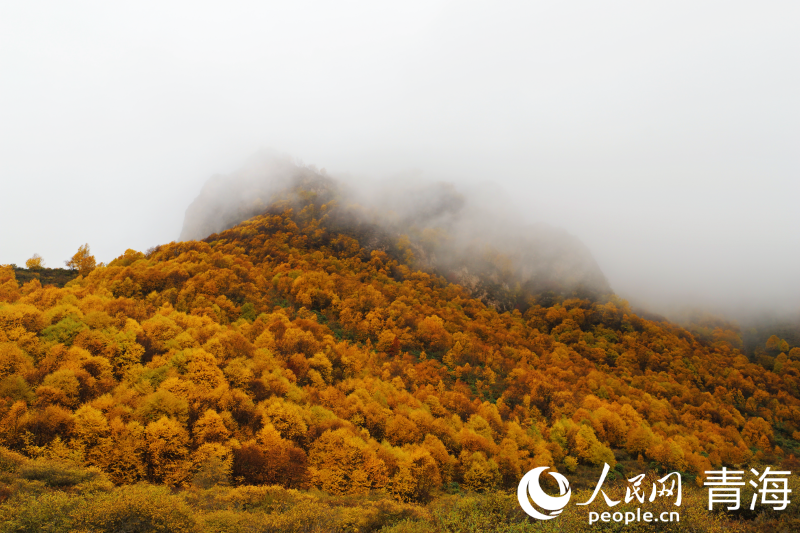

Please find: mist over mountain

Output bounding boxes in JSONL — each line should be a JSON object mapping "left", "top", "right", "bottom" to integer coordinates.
{"left": 180, "top": 151, "right": 611, "bottom": 311}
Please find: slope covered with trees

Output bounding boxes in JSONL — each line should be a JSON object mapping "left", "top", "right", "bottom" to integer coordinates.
{"left": 180, "top": 152, "right": 612, "bottom": 308}
{"left": 1, "top": 178, "right": 799, "bottom": 531}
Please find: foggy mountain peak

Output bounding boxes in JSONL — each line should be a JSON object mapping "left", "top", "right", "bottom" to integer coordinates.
{"left": 180, "top": 152, "right": 612, "bottom": 311}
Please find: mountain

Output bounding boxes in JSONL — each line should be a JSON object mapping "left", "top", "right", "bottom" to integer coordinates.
{"left": 0, "top": 164, "right": 799, "bottom": 531}
{"left": 180, "top": 153, "right": 612, "bottom": 311}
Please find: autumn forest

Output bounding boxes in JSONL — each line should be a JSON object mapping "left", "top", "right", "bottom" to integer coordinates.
{"left": 1, "top": 173, "right": 799, "bottom": 532}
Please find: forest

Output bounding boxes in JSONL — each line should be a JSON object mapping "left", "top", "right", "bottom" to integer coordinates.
{"left": 1, "top": 179, "right": 799, "bottom": 532}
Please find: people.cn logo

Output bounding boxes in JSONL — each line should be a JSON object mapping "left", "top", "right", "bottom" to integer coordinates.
{"left": 517, "top": 467, "right": 572, "bottom": 520}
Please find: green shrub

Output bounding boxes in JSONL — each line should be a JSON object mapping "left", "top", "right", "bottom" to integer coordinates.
{"left": 430, "top": 493, "right": 531, "bottom": 532}
{"left": 40, "top": 316, "right": 88, "bottom": 345}
{"left": 0, "top": 376, "right": 35, "bottom": 404}
{"left": 200, "top": 510, "right": 269, "bottom": 533}
{"left": 379, "top": 519, "right": 433, "bottom": 533}
{"left": 75, "top": 484, "right": 200, "bottom": 533}
{"left": 0, "top": 491, "right": 85, "bottom": 533}
{"left": 192, "top": 453, "right": 231, "bottom": 489}
{"left": 0, "top": 447, "right": 27, "bottom": 474}
{"left": 17, "top": 459, "right": 106, "bottom": 488}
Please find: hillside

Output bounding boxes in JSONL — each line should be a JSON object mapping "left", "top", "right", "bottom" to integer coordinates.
{"left": 1, "top": 178, "right": 799, "bottom": 531}
{"left": 180, "top": 153, "right": 612, "bottom": 309}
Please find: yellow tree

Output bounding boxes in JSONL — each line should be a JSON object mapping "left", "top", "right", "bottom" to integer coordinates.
{"left": 193, "top": 409, "right": 230, "bottom": 444}
{"left": 145, "top": 416, "right": 190, "bottom": 487}
{"left": 0, "top": 401, "right": 29, "bottom": 448}
{"left": 232, "top": 423, "right": 308, "bottom": 488}
{"left": 462, "top": 451, "right": 501, "bottom": 492}
{"left": 74, "top": 405, "right": 110, "bottom": 467}
{"left": 96, "top": 418, "right": 147, "bottom": 484}
{"left": 191, "top": 442, "right": 233, "bottom": 488}
{"left": 25, "top": 254, "right": 45, "bottom": 269}
{"left": 65, "top": 243, "right": 97, "bottom": 276}
{"left": 0, "top": 266, "right": 20, "bottom": 302}
{"left": 261, "top": 400, "right": 308, "bottom": 442}
{"left": 389, "top": 447, "right": 441, "bottom": 502}
{"left": 308, "top": 428, "right": 387, "bottom": 495}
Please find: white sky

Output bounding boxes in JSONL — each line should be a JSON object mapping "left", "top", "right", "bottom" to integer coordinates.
{"left": 1, "top": 1, "right": 798, "bottom": 316}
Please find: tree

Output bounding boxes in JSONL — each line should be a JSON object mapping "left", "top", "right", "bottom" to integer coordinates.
{"left": 417, "top": 315, "right": 452, "bottom": 353}
{"left": 65, "top": 244, "right": 96, "bottom": 276}
{"left": 95, "top": 418, "right": 147, "bottom": 484}
{"left": 766, "top": 335, "right": 782, "bottom": 352}
{"left": 574, "top": 424, "right": 615, "bottom": 467}
{"left": 193, "top": 409, "right": 230, "bottom": 444}
{"left": 0, "top": 265, "right": 20, "bottom": 302}
{"left": 462, "top": 451, "right": 501, "bottom": 492}
{"left": 191, "top": 443, "right": 232, "bottom": 488}
{"left": 232, "top": 424, "right": 308, "bottom": 488}
{"left": 389, "top": 448, "right": 441, "bottom": 502}
{"left": 145, "top": 416, "right": 190, "bottom": 487}
{"left": 308, "top": 428, "right": 387, "bottom": 495}
{"left": 25, "top": 254, "right": 45, "bottom": 270}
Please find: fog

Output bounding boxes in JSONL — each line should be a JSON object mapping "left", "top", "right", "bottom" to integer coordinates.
{"left": 180, "top": 151, "right": 612, "bottom": 311}
{"left": 1, "top": 1, "right": 798, "bottom": 319}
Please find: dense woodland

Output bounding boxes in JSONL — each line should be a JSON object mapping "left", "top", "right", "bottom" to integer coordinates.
{"left": 1, "top": 184, "right": 799, "bottom": 532}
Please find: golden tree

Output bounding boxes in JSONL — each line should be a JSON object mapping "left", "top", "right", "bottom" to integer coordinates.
{"left": 145, "top": 416, "right": 190, "bottom": 487}
{"left": 25, "top": 254, "right": 45, "bottom": 269}
{"left": 65, "top": 243, "right": 96, "bottom": 276}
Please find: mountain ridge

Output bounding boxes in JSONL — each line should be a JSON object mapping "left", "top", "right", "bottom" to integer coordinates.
{"left": 180, "top": 154, "right": 612, "bottom": 312}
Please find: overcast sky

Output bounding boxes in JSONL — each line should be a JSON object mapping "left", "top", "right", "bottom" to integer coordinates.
{"left": 1, "top": 1, "right": 798, "bottom": 317}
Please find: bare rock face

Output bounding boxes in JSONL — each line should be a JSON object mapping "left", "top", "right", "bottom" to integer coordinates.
{"left": 180, "top": 151, "right": 612, "bottom": 308}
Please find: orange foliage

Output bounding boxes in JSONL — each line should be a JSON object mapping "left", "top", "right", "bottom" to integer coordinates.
{"left": 0, "top": 195, "right": 798, "bottom": 500}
